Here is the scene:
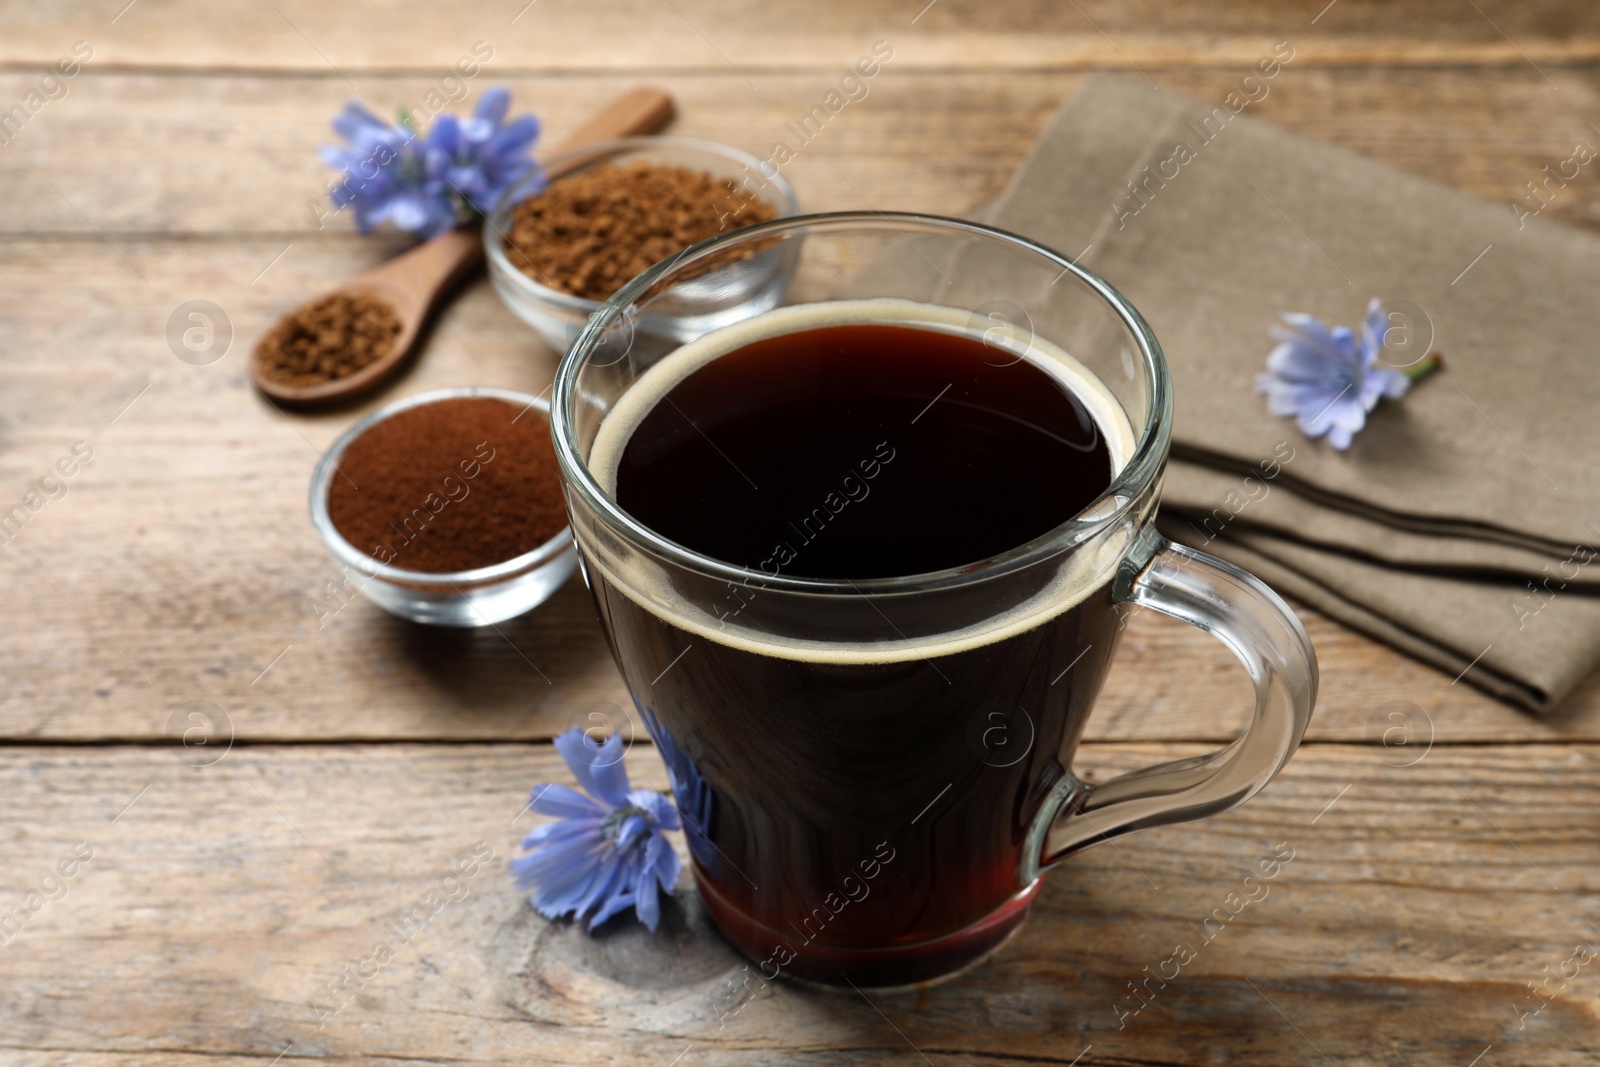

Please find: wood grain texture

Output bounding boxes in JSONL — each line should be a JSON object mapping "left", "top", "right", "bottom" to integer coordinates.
{"left": 0, "top": 221, "right": 1594, "bottom": 744}
{"left": 5, "top": 5, "right": 1600, "bottom": 1061}
{"left": 1, "top": 743, "right": 1596, "bottom": 1067}
{"left": 5, "top": 66, "right": 1600, "bottom": 238}
{"left": 5, "top": 61, "right": 1600, "bottom": 741}
{"left": 5, "top": 0, "right": 1600, "bottom": 73}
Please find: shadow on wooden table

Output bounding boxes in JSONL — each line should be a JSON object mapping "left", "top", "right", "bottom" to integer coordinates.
{"left": 484, "top": 870, "right": 1146, "bottom": 1049}
{"left": 381, "top": 575, "right": 630, "bottom": 727}
{"left": 476, "top": 789, "right": 1587, "bottom": 1066}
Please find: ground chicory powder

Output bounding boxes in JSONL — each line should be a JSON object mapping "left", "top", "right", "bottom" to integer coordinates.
{"left": 327, "top": 396, "right": 567, "bottom": 573}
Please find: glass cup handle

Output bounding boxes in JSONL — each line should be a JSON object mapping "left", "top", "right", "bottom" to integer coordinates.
{"left": 1021, "top": 531, "right": 1318, "bottom": 885}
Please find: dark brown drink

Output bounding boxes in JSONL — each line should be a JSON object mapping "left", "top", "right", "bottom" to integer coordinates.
{"left": 613, "top": 320, "right": 1113, "bottom": 577}
{"left": 585, "top": 301, "right": 1134, "bottom": 985}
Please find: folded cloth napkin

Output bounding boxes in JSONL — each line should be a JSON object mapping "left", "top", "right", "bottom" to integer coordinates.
{"left": 979, "top": 73, "right": 1600, "bottom": 715}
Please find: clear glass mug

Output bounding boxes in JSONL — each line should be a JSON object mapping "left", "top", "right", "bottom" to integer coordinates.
{"left": 551, "top": 213, "right": 1317, "bottom": 988}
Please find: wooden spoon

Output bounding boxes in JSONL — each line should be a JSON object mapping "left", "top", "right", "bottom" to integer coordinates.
{"left": 250, "top": 87, "right": 676, "bottom": 405}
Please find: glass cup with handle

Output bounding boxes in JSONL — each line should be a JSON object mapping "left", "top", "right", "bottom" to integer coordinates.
{"left": 550, "top": 212, "right": 1317, "bottom": 988}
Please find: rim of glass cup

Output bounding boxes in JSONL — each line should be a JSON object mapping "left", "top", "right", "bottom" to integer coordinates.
{"left": 485, "top": 135, "right": 802, "bottom": 317}
{"left": 552, "top": 211, "right": 1173, "bottom": 596}
{"left": 309, "top": 386, "right": 573, "bottom": 587}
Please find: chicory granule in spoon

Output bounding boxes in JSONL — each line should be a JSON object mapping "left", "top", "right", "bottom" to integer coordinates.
{"left": 254, "top": 290, "right": 402, "bottom": 388}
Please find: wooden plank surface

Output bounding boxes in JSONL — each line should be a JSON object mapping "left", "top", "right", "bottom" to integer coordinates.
{"left": 5, "top": 3, "right": 1600, "bottom": 1063}
{"left": 4, "top": 67, "right": 1600, "bottom": 238}
{"left": 5, "top": 0, "right": 1600, "bottom": 73}
{"left": 2, "top": 743, "right": 1596, "bottom": 1067}
{"left": 5, "top": 63, "right": 1600, "bottom": 742}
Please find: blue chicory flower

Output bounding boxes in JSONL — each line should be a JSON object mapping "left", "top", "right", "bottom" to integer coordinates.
{"left": 319, "top": 87, "right": 542, "bottom": 240}
{"left": 511, "top": 727, "right": 681, "bottom": 931}
{"left": 1256, "top": 298, "right": 1412, "bottom": 450}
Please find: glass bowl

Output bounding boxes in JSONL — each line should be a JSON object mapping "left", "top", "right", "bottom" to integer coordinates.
{"left": 485, "top": 136, "right": 801, "bottom": 353}
{"left": 309, "top": 386, "right": 578, "bottom": 627}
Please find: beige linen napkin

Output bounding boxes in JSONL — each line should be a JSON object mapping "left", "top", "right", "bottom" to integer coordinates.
{"left": 981, "top": 73, "right": 1600, "bottom": 714}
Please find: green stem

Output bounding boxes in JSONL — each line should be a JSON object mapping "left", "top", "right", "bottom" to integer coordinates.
{"left": 1401, "top": 352, "right": 1444, "bottom": 381}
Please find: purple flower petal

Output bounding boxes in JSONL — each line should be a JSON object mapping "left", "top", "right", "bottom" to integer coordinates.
{"left": 574, "top": 849, "right": 626, "bottom": 922}
{"left": 515, "top": 832, "right": 606, "bottom": 894}
{"left": 1329, "top": 324, "right": 1358, "bottom": 364}
{"left": 554, "top": 728, "right": 633, "bottom": 807}
{"left": 1359, "top": 298, "right": 1380, "bottom": 351}
{"left": 528, "top": 782, "right": 605, "bottom": 819}
{"left": 614, "top": 812, "right": 649, "bottom": 852}
{"left": 515, "top": 835, "right": 606, "bottom": 918}
{"left": 1373, "top": 367, "right": 1411, "bottom": 400}
{"left": 1354, "top": 370, "right": 1381, "bottom": 409}
{"left": 482, "top": 115, "right": 541, "bottom": 160}
{"left": 425, "top": 112, "right": 462, "bottom": 150}
{"left": 1265, "top": 341, "right": 1337, "bottom": 382}
{"left": 632, "top": 882, "right": 660, "bottom": 931}
{"left": 518, "top": 816, "right": 600, "bottom": 857}
{"left": 369, "top": 189, "right": 436, "bottom": 232}
{"left": 587, "top": 884, "right": 639, "bottom": 929}
{"left": 631, "top": 788, "right": 682, "bottom": 833}
{"left": 642, "top": 830, "right": 681, "bottom": 892}
{"left": 1328, "top": 396, "right": 1369, "bottom": 431}
{"left": 474, "top": 86, "right": 511, "bottom": 127}
{"left": 635, "top": 851, "right": 670, "bottom": 931}
{"left": 330, "top": 100, "right": 394, "bottom": 144}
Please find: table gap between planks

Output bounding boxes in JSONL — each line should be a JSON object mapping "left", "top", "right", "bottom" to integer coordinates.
{"left": 2, "top": 2, "right": 1599, "bottom": 1065}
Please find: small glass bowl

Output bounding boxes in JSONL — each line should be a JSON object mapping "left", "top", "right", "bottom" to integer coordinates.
{"left": 309, "top": 386, "right": 578, "bottom": 627}
{"left": 486, "top": 136, "right": 800, "bottom": 352}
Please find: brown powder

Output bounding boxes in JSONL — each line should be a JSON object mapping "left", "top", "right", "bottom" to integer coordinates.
{"left": 255, "top": 291, "right": 401, "bottom": 387}
{"left": 502, "top": 161, "right": 779, "bottom": 301}
{"left": 326, "top": 396, "right": 567, "bottom": 573}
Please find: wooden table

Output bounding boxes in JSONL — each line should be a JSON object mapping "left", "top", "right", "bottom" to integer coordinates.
{"left": 4, "top": 3, "right": 1600, "bottom": 1064}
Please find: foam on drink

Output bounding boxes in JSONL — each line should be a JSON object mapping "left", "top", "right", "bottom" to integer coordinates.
{"left": 584, "top": 298, "right": 1140, "bottom": 665}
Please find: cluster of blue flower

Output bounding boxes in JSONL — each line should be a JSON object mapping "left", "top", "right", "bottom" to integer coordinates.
{"left": 320, "top": 86, "right": 542, "bottom": 240}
